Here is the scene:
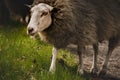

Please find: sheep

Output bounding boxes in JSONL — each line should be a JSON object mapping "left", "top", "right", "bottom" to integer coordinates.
{"left": 4, "top": 0, "right": 34, "bottom": 23}
{"left": 27, "top": 0, "right": 120, "bottom": 76}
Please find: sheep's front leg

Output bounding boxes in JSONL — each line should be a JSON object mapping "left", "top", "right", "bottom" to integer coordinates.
{"left": 49, "top": 47, "right": 58, "bottom": 73}
{"left": 77, "top": 47, "right": 84, "bottom": 75}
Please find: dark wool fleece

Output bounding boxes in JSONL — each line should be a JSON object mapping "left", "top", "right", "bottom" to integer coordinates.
{"left": 33, "top": 0, "right": 120, "bottom": 49}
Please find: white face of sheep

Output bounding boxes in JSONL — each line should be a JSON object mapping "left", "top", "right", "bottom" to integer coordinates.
{"left": 27, "top": 3, "right": 53, "bottom": 36}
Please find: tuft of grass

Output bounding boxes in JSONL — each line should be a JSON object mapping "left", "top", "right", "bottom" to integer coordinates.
{"left": 0, "top": 22, "right": 89, "bottom": 80}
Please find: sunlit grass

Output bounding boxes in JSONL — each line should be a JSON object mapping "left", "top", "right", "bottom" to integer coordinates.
{"left": 0, "top": 22, "right": 89, "bottom": 80}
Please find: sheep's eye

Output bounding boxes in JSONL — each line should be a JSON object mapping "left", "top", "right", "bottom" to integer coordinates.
{"left": 41, "top": 12, "right": 48, "bottom": 17}
{"left": 31, "top": 11, "right": 33, "bottom": 15}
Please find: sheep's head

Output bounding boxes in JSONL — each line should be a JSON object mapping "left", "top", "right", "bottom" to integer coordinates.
{"left": 27, "top": 3, "right": 54, "bottom": 36}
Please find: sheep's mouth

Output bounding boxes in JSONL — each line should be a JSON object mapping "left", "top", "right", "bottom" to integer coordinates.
{"left": 29, "top": 32, "right": 37, "bottom": 36}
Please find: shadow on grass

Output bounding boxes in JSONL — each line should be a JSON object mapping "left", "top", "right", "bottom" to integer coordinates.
{"left": 0, "top": 62, "right": 29, "bottom": 80}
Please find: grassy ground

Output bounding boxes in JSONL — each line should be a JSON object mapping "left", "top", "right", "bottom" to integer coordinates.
{"left": 0, "top": 22, "right": 89, "bottom": 80}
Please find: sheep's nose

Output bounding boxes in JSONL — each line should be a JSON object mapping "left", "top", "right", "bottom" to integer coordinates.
{"left": 28, "top": 27, "right": 34, "bottom": 34}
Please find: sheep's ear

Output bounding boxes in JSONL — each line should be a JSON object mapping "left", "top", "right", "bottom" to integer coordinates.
{"left": 25, "top": 4, "right": 33, "bottom": 8}
{"left": 45, "top": 5, "right": 54, "bottom": 11}
{"left": 51, "top": 8, "right": 60, "bottom": 13}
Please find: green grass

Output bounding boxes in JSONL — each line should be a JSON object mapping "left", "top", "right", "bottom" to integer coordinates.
{"left": 0, "top": 22, "right": 89, "bottom": 80}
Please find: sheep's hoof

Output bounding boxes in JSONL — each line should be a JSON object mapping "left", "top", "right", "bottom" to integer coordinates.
{"left": 49, "top": 68, "right": 55, "bottom": 74}
{"left": 90, "top": 68, "right": 98, "bottom": 77}
{"left": 99, "top": 69, "right": 107, "bottom": 77}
